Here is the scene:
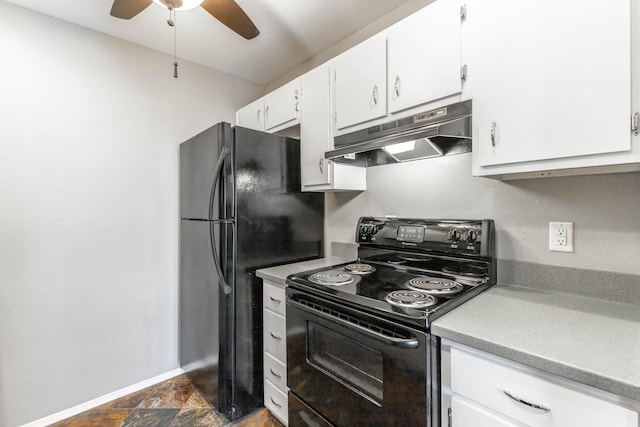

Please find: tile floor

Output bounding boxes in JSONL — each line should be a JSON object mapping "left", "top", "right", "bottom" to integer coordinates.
{"left": 49, "top": 375, "right": 284, "bottom": 427}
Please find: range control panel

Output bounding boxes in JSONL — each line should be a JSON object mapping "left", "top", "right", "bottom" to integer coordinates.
{"left": 356, "top": 217, "right": 494, "bottom": 257}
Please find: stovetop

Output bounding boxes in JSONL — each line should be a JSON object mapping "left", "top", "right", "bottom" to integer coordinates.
{"left": 287, "top": 259, "right": 488, "bottom": 329}
{"left": 285, "top": 217, "right": 496, "bottom": 330}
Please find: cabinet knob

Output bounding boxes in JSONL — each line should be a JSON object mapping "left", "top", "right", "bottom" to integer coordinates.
{"left": 265, "top": 105, "right": 270, "bottom": 120}
{"left": 318, "top": 158, "right": 324, "bottom": 173}
{"left": 270, "top": 396, "right": 282, "bottom": 408}
{"left": 490, "top": 121, "right": 497, "bottom": 147}
{"left": 395, "top": 76, "right": 401, "bottom": 98}
{"left": 269, "top": 332, "right": 282, "bottom": 341}
{"left": 257, "top": 109, "right": 261, "bottom": 123}
{"left": 372, "top": 84, "right": 379, "bottom": 106}
{"left": 270, "top": 368, "right": 282, "bottom": 379}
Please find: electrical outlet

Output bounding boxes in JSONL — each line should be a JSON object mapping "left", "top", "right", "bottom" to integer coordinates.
{"left": 549, "top": 222, "right": 574, "bottom": 252}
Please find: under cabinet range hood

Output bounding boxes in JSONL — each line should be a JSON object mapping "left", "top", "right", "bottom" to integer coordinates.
{"left": 326, "top": 99, "right": 472, "bottom": 167}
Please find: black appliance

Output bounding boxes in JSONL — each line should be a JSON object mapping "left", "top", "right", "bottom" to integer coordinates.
{"left": 180, "top": 123, "right": 324, "bottom": 421}
{"left": 286, "top": 216, "right": 495, "bottom": 426}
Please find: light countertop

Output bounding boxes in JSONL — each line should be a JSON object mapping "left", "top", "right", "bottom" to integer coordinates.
{"left": 432, "top": 284, "right": 640, "bottom": 402}
{"left": 256, "top": 257, "right": 348, "bottom": 286}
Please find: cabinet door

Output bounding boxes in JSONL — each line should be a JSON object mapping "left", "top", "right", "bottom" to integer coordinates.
{"left": 263, "top": 282, "right": 286, "bottom": 316}
{"left": 472, "top": 0, "right": 631, "bottom": 167}
{"left": 388, "top": 0, "right": 463, "bottom": 114}
{"left": 451, "top": 348, "right": 639, "bottom": 427}
{"left": 236, "top": 98, "right": 264, "bottom": 131}
{"left": 452, "top": 396, "right": 520, "bottom": 427}
{"left": 300, "top": 66, "right": 332, "bottom": 187}
{"left": 333, "top": 35, "right": 387, "bottom": 130}
{"left": 299, "top": 66, "right": 367, "bottom": 192}
{"left": 264, "top": 80, "right": 299, "bottom": 131}
{"left": 264, "top": 379, "right": 288, "bottom": 425}
{"left": 263, "top": 309, "right": 286, "bottom": 361}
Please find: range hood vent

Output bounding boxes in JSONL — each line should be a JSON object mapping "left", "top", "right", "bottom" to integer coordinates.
{"left": 326, "top": 100, "right": 472, "bottom": 167}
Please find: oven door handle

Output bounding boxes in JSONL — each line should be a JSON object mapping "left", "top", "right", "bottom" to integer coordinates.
{"left": 288, "top": 298, "right": 420, "bottom": 349}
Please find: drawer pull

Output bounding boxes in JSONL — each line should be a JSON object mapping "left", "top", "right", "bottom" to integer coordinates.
{"left": 269, "top": 296, "right": 282, "bottom": 304}
{"left": 270, "top": 396, "right": 282, "bottom": 408}
{"left": 503, "top": 390, "right": 551, "bottom": 413}
{"left": 270, "top": 368, "right": 282, "bottom": 379}
{"left": 269, "top": 332, "right": 282, "bottom": 341}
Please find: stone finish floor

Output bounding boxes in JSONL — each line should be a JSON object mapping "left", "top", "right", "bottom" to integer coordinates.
{"left": 49, "top": 375, "right": 284, "bottom": 427}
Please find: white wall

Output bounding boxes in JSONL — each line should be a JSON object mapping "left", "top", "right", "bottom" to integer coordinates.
{"left": 0, "top": 2, "right": 263, "bottom": 426}
{"left": 326, "top": 154, "right": 640, "bottom": 275}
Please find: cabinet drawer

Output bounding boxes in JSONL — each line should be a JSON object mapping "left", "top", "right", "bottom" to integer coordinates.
{"left": 264, "top": 352, "right": 287, "bottom": 391}
{"left": 263, "top": 282, "right": 286, "bottom": 316}
{"left": 452, "top": 395, "right": 520, "bottom": 427}
{"left": 263, "top": 309, "right": 286, "bottom": 361}
{"left": 265, "top": 379, "right": 288, "bottom": 425}
{"left": 451, "top": 348, "right": 638, "bottom": 427}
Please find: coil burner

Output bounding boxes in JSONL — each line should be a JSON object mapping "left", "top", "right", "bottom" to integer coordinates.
{"left": 344, "top": 263, "right": 376, "bottom": 274}
{"left": 308, "top": 271, "right": 356, "bottom": 286}
{"left": 407, "top": 277, "right": 464, "bottom": 295}
{"left": 385, "top": 290, "right": 438, "bottom": 309}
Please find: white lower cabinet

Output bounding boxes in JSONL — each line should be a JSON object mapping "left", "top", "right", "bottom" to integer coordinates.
{"left": 263, "top": 280, "right": 288, "bottom": 425}
{"left": 452, "top": 395, "right": 520, "bottom": 427}
{"left": 446, "top": 345, "right": 639, "bottom": 427}
{"left": 264, "top": 377, "right": 288, "bottom": 424}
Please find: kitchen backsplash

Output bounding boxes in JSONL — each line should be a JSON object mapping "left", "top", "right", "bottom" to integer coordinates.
{"left": 498, "top": 259, "right": 640, "bottom": 306}
{"left": 324, "top": 153, "right": 640, "bottom": 276}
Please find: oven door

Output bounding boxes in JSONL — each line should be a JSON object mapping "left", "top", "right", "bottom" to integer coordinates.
{"left": 286, "top": 289, "right": 433, "bottom": 427}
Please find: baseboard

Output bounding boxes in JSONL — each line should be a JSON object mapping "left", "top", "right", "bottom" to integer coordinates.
{"left": 21, "top": 368, "right": 184, "bottom": 427}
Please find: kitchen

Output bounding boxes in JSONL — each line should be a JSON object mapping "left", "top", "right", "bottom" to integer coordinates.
{"left": 1, "top": 0, "right": 640, "bottom": 426}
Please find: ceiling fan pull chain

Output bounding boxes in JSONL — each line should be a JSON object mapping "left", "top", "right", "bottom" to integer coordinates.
{"left": 172, "top": 9, "right": 178, "bottom": 78}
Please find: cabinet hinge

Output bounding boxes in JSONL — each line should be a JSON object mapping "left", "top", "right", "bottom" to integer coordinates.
{"left": 448, "top": 407, "right": 452, "bottom": 427}
{"left": 333, "top": 70, "right": 337, "bottom": 82}
{"left": 460, "top": 64, "right": 468, "bottom": 82}
{"left": 632, "top": 112, "right": 639, "bottom": 136}
{"left": 460, "top": 4, "right": 467, "bottom": 22}
{"left": 334, "top": 111, "right": 337, "bottom": 123}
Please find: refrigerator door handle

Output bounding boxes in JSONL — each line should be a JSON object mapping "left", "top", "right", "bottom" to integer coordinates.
{"left": 208, "top": 146, "right": 233, "bottom": 295}
{"left": 208, "top": 147, "right": 231, "bottom": 221}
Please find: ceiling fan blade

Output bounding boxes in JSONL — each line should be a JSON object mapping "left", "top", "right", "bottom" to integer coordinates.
{"left": 200, "top": 0, "right": 260, "bottom": 40}
{"left": 110, "top": 0, "right": 153, "bottom": 19}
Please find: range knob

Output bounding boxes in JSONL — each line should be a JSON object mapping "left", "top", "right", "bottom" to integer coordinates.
{"left": 467, "top": 230, "right": 478, "bottom": 243}
{"left": 359, "top": 224, "right": 375, "bottom": 240}
{"left": 449, "top": 229, "right": 461, "bottom": 242}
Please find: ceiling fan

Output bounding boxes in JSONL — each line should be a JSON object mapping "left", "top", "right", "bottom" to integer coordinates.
{"left": 110, "top": 0, "right": 260, "bottom": 40}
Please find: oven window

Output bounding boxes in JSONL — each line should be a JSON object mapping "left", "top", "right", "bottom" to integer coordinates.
{"left": 306, "top": 322, "right": 383, "bottom": 405}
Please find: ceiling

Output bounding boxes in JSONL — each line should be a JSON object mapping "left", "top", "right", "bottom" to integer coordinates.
{"left": 4, "top": 0, "right": 415, "bottom": 85}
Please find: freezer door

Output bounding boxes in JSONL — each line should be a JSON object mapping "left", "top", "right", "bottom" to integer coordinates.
{"left": 233, "top": 126, "right": 324, "bottom": 267}
{"left": 180, "top": 123, "right": 231, "bottom": 220}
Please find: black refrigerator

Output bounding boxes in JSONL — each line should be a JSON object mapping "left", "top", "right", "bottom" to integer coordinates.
{"left": 179, "top": 123, "right": 324, "bottom": 421}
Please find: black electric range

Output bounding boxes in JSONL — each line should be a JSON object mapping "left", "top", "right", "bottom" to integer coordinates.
{"left": 284, "top": 216, "right": 496, "bottom": 427}
{"left": 287, "top": 216, "right": 496, "bottom": 331}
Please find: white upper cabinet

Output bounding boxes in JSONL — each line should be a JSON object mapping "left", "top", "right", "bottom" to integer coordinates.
{"left": 333, "top": 34, "right": 387, "bottom": 130}
{"left": 236, "top": 98, "right": 265, "bottom": 131}
{"left": 299, "top": 65, "right": 366, "bottom": 192}
{"left": 387, "top": 0, "right": 464, "bottom": 114}
{"left": 471, "top": 0, "right": 633, "bottom": 176}
{"left": 236, "top": 80, "right": 299, "bottom": 132}
{"left": 299, "top": 66, "right": 332, "bottom": 188}
{"left": 264, "top": 80, "right": 299, "bottom": 131}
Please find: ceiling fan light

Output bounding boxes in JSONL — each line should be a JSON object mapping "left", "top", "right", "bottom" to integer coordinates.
{"left": 152, "top": 0, "right": 204, "bottom": 11}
